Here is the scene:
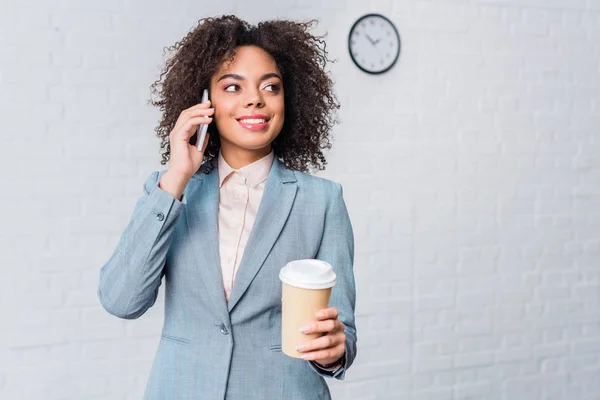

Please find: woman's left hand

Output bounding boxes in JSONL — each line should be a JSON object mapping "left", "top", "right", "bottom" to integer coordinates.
{"left": 296, "top": 307, "right": 346, "bottom": 366}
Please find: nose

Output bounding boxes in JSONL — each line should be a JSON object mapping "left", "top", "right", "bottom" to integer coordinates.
{"left": 244, "top": 88, "right": 264, "bottom": 108}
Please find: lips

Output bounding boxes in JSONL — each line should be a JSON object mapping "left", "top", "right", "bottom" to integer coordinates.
{"left": 236, "top": 114, "right": 270, "bottom": 131}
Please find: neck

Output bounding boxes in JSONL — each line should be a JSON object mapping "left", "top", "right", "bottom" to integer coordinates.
{"left": 220, "top": 143, "right": 272, "bottom": 170}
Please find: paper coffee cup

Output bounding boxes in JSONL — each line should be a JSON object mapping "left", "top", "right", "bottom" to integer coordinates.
{"left": 279, "top": 259, "right": 336, "bottom": 358}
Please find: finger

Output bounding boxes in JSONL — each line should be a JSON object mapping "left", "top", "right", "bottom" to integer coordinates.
{"left": 298, "top": 344, "right": 345, "bottom": 361}
{"left": 300, "top": 319, "right": 339, "bottom": 334}
{"left": 189, "top": 107, "right": 215, "bottom": 117}
{"left": 174, "top": 105, "right": 213, "bottom": 128}
{"left": 315, "top": 308, "right": 338, "bottom": 320}
{"left": 171, "top": 117, "right": 213, "bottom": 141}
{"left": 296, "top": 333, "right": 344, "bottom": 353}
{"left": 173, "top": 108, "right": 214, "bottom": 132}
{"left": 187, "top": 100, "right": 212, "bottom": 109}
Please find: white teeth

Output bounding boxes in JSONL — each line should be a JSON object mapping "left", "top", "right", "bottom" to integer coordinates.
{"left": 240, "top": 119, "right": 266, "bottom": 124}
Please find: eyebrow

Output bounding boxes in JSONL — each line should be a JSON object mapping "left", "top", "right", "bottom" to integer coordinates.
{"left": 217, "top": 73, "right": 282, "bottom": 82}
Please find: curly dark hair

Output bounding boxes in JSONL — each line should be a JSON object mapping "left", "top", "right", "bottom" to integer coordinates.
{"left": 149, "top": 15, "right": 340, "bottom": 173}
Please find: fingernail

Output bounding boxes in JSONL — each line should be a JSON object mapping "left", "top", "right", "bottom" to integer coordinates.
{"left": 300, "top": 354, "right": 308, "bottom": 359}
{"left": 300, "top": 326, "right": 309, "bottom": 333}
{"left": 316, "top": 311, "right": 325, "bottom": 318}
{"left": 296, "top": 344, "right": 304, "bottom": 351}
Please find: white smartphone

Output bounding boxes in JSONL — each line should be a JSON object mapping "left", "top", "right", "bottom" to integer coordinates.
{"left": 196, "top": 89, "right": 210, "bottom": 151}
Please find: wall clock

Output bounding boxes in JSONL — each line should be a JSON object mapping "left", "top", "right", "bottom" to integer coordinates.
{"left": 348, "top": 13, "right": 401, "bottom": 74}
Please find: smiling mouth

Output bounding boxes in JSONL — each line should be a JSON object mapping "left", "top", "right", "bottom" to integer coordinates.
{"left": 236, "top": 116, "right": 270, "bottom": 131}
{"left": 238, "top": 118, "right": 267, "bottom": 125}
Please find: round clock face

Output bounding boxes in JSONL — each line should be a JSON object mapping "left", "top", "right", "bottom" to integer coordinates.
{"left": 348, "top": 14, "right": 401, "bottom": 74}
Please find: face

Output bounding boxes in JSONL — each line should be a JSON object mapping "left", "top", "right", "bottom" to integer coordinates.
{"left": 210, "top": 45, "right": 285, "bottom": 164}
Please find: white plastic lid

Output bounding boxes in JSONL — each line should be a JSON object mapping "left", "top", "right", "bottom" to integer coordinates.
{"left": 279, "top": 259, "right": 336, "bottom": 290}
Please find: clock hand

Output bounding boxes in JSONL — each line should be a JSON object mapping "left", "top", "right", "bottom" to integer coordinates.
{"left": 365, "top": 34, "right": 376, "bottom": 45}
{"left": 373, "top": 38, "right": 381, "bottom": 45}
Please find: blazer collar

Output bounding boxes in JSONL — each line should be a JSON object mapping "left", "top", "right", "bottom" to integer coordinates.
{"left": 227, "top": 157, "right": 297, "bottom": 312}
{"left": 187, "top": 157, "right": 297, "bottom": 323}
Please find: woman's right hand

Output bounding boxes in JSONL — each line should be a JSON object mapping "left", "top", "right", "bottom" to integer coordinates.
{"left": 167, "top": 100, "right": 214, "bottom": 179}
{"left": 158, "top": 100, "right": 214, "bottom": 200}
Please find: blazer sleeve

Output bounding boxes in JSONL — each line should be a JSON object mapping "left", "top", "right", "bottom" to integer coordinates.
{"left": 308, "top": 182, "right": 357, "bottom": 380}
{"left": 97, "top": 170, "right": 187, "bottom": 319}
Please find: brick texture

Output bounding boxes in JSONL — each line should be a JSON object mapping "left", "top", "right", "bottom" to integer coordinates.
{"left": 1, "top": 0, "right": 599, "bottom": 399}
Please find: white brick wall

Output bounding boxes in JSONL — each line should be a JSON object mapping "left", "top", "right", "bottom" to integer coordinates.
{"left": 1, "top": 0, "right": 599, "bottom": 399}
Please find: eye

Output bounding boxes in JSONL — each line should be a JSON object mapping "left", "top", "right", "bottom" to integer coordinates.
{"left": 224, "top": 84, "right": 239, "bottom": 92}
{"left": 264, "top": 84, "right": 280, "bottom": 92}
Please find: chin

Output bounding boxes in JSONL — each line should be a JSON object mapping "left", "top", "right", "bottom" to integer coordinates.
{"left": 229, "top": 132, "right": 280, "bottom": 150}
{"left": 235, "top": 139, "right": 275, "bottom": 151}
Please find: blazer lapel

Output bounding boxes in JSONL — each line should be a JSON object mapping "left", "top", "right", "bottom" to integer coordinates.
{"left": 185, "top": 168, "right": 231, "bottom": 327}
{"left": 227, "top": 158, "right": 298, "bottom": 312}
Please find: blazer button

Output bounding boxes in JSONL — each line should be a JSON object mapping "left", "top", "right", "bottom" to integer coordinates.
{"left": 220, "top": 324, "right": 229, "bottom": 335}
{"left": 156, "top": 213, "right": 165, "bottom": 221}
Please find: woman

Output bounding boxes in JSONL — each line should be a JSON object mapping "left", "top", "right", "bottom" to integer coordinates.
{"left": 98, "top": 15, "right": 356, "bottom": 400}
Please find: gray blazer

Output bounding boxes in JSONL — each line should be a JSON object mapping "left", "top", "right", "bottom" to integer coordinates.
{"left": 98, "top": 158, "right": 357, "bottom": 400}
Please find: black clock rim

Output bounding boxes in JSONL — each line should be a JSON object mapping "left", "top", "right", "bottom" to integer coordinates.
{"left": 348, "top": 13, "right": 401, "bottom": 75}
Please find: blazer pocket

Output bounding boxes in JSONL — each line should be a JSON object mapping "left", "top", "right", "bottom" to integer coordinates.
{"left": 161, "top": 333, "right": 190, "bottom": 345}
{"left": 269, "top": 344, "right": 282, "bottom": 352}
